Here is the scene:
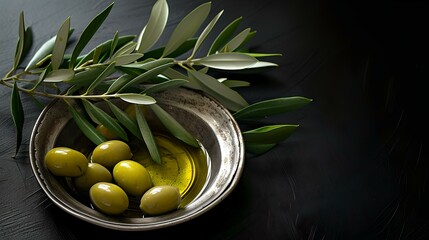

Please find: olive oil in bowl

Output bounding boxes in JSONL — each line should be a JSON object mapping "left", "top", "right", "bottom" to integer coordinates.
{"left": 132, "top": 133, "right": 210, "bottom": 207}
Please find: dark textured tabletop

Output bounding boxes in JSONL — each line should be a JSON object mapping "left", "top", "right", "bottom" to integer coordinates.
{"left": 1, "top": 0, "right": 428, "bottom": 239}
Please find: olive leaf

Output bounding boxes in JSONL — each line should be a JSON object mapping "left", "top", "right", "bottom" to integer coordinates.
{"left": 76, "top": 35, "right": 135, "bottom": 67}
{"left": 221, "top": 79, "right": 250, "bottom": 88}
{"left": 106, "top": 74, "right": 132, "bottom": 94}
{"left": 111, "top": 41, "right": 137, "bottom": 59}
{"left": 150, "top": 104, "right": 199, "bottom": 147}
{"left": 118, "top": 62, "right": 174, "bottom": 92}
{"left": 221, "top": 28, "right": 250, "bottom": 52}
{"left": 67, "top": 65, "right": 107, "bottom": 85}
{"left": 189, "top": 9, "right": 224, "bottom": 59}
{"left": 107, "top": 101, "right": 142, "bottom": 140}
{"left": 142, "top": 79, "right": 188, "bottom": 94}
{"left": 117, "top": 93, "right": 156, "bottom": 105}
{"left": 51, "top": 17, "right": 70, "bottom": 70}
{"left": 162, "top": 2, "right": 211, "bottom": 57}
{"left": 82, "top": 99, "right": 128, "bottom": 141}
{"left": 84, "top": 61, "right": 116, "bottom": 95}
{"left": 29, "top": 68, "right": 48, "bottom": 91}
{"left": 69, "top": 2, "right": 114, "bottom": 68}
{"left": 244, "top": 143, "right": 277, "bottom": 155}
{"left": 246, "top": 53, "right": 282, "bottom": 58}
{"left": 135, "top": 105, "right": 161, "bottom": 164}
{"left": 195, "top": 52, "right": 258, "bottom": 70}
{"left": 233, "top": 96, "right": 313, "bottom": 120}
{"left": 19, "top": 26, "right": 33, "bottom": 66}
{"left": 44, "top": 69, "right": 75, "bottom": 83}
{"left": 242, "top": 124, "right": 298, "bottom": 144}
{"left": 236, "top": 30, "right": 256, "bottom": 51}
{"left": 10, "top": 81, "right": 24, "bottom": 156}
{"left": 25, "top": 29, "right": 75, "bottom": 71}
{"left": 121, "top": 58, "right": 174, "bottom": 71}
{"left": 109, "top": 31, "right": 119, "bottom": 59}
{"left": 136, "top": 0, "right": 169, "bottom": 53}
{"left": 188, "top": 70, "right": 248, "bottom": 111}
{"left": 143, "top": 38, "right": 197, "bottom": 59}
{"left": 113, "top": 53, "right": 144, "bottom": 66}
{"left": 92, "top": 45, "right": 104, "bottom": 64}
{"left": 13, "top": 11, "right": 25, "bottom": 70}
{"left": 69, "top": 105, "right": 107, "bottom": 145}
{"left": 208, "top": 16, "right": 242, "bottom": 55}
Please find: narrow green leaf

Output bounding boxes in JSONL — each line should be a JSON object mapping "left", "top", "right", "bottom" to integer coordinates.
{"left": 118, "top": 62, "right": 174, "bottom": 92}
{"left": 92, "top": 45, "right": 104, "bottom": 64}
{"left": 51, "top": 17, "right": 70, "bottom": 70}
{"left": 162, "top": 2, "right": 211, "bottom": 57}
{"left": 150, "top": 104, "right": 199, "bottom": 147}
{"left": 234, "top": 97, "right": 313, "bottom": 120}
{"left": 136, "top": 105, "right": 161, "bottom": 164}
{"left": 84, "top": 61, "right": 116, "bottom": 94}
{"left": 76, "top": 35, "right": 136, "bottom": 68}
{"left": 162, "top": 67, "right": 200, "bottom": 90}
{"left": 136, "top": 0, "right": 169, "bottom": 53}
{"left": 67, "top": 65, "right": 106, "bottom": 85}
{"left": 19, "top": 26, "right": 33, "bottom": 66}
{"left": 25, "top": 29, "right": 74, "bottom": 71}
{"left": 143, "top": 38, "right": 197, "bottom": 59}
{"left": 208, "top": 16, "right": 242, "bottom": 55}
{"left": 189, "top": 10, "right": 223, "bottom": 59}
{"left": 109, "top": 31, "right": 119, "bottom": 59}
{"left": 236, "top": 30, "right": 256, "bottom": 50}
{"left": 242, "top": 124, "right": 298, "bottom": 144}
{"left": 107, "top": 101, "right": 142, "bottom": 140}
{"left": 30, "top": 68, "right": 49, "bottom": 91}
{"left": 222, "top": 28, "right": 250, "bottom": 52}
{"left": 188, "top": 70, "right": 248, "bottom": 111}
{"left": 11, "top": 81, "right": 24, "bottom": 156}
{"left": 14, "top": 11, "right": 25, "bottom": 69}
{"left": 113, "top": 53, "right": 144, "bottom": 66}
{"left": 117, "top": 93, "right": 156, "bottom": 105}
{"left": 44, "top": 69, "right": 75, "bottom": 82}
{"left": 143, "top": 79, "right": 188, "bottom": 94}
{"left": 162, "top": 67, "right": 187, "bottom": 79}
{"left": 82, "top": 99, "right": 128, "bottom": 141}
{"left": 246, "top": 53, "right": 282, "bottom": 58}
{"left": 111, "top": 41, "right": 137, "bottom": 59}
{"left": 221, "top": 79, "right": 250, "bottom": 88}
{"left": 106, "top": 74, "right": 132, "bottom": 94}
{"left": 244, "top": 143, "right": 277, "bottom": 155}
{"left": 69, "top": 105, "right": 107, "bottom": 145}
{"left": 242, "top": 61, "right": 278, "bottom": 69}
{"left": 122, "top": 57, "right": 174, "bottom": 70}
{"left": 195, "top": 52, "right": 258, "bottom": 70}
{"left": 227, "top": 61, "right": 278, "bottom": 74}
{"left": 69, "top": 2, "right": 114, "bottom": 68}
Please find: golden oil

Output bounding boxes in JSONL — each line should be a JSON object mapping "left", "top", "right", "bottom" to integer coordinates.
{"left": 132, "top": 133, "right": 209, "bottom": 207}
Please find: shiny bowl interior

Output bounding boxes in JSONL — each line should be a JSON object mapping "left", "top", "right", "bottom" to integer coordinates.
{"left": 29, "top": 87, "right": 245, "bottom": 231}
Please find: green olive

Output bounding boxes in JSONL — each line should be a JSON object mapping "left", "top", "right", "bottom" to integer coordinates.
{"left": 73, "top": 163, "right": 112, "bottom": 192}
{"left": 113, "top": 160, "right": 152, "bottom": 197}
{"left": 139, "top": 185, "right": 181, "bottom": 216}
{"left": 89, "top": 182, "right": 129, "bottom": 215}
{"left": 91, "top": 140, "right": 133, "bottom": 168}
{"left": 44, "top": 147, "right": 88, "bottom": 177}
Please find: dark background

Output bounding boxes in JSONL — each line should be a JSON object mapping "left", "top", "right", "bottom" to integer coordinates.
{"left": 1, "top": 0, "right": 428, "bottom": 239}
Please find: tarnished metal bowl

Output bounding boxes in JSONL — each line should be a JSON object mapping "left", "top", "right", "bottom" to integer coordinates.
{"left": 29, "top": 88, "right": 245, "bottom": 231}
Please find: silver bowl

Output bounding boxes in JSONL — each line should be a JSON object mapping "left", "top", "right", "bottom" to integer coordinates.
{"left": 29, "top": 87, "right": 245, "bottom": 231}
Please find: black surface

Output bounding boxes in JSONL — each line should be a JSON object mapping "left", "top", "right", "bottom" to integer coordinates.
{"left": 1, "top": 0, "right": 428, "bottom": 239}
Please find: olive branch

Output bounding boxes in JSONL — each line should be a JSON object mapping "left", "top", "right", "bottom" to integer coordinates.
{"left": 1, "top": 0, "right": 312, "bottom": 162}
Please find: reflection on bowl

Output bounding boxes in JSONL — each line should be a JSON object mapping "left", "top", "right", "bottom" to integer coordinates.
{"left": 29, "top": 88, "right": 245, "bottom": 231}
